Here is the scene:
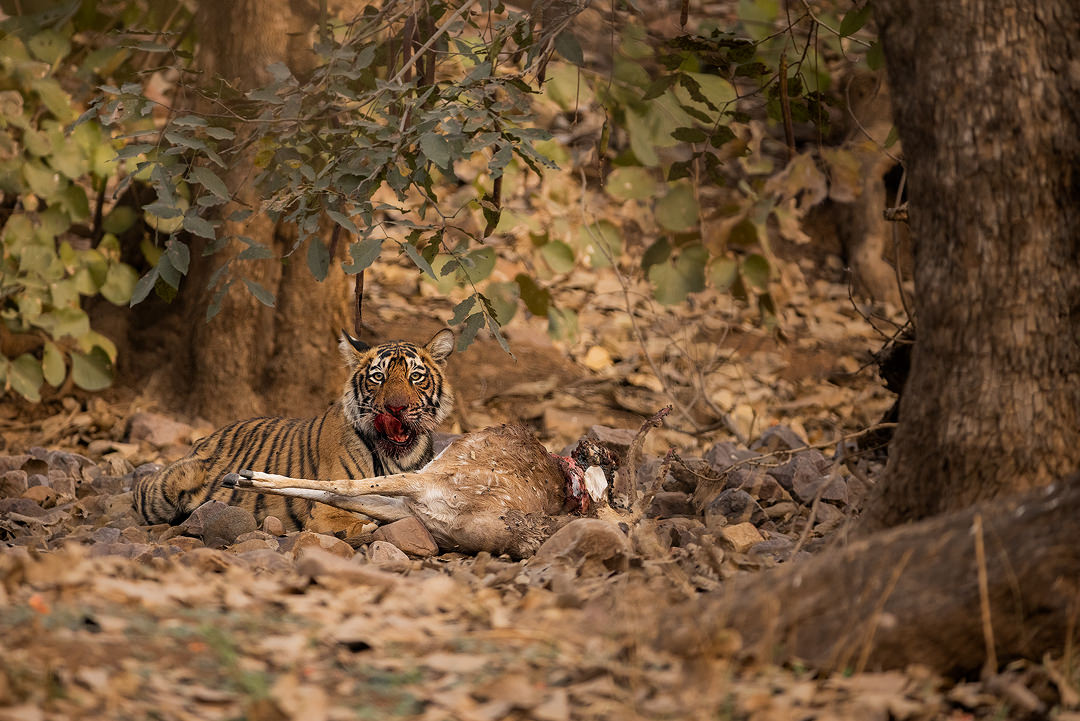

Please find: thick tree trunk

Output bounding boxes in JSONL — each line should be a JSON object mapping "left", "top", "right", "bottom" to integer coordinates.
{"left": 661, "top": 476, "right": 1080, "bottom": 674}
{"left": 145, "top": 0, "right": 351, "bottom": 423}
{"left": 859, "top": 0, "right": 1080, "bottom": 529}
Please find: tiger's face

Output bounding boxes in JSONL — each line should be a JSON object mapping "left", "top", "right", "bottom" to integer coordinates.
{"left": 340, "top": 329, "right": 455, "bottom": 462}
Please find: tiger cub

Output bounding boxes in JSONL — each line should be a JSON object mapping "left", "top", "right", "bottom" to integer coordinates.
{"left": 134, "top": 329, "right": 455, "bottom": 532}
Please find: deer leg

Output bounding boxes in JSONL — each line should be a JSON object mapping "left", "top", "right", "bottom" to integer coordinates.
{"left": 221, "top": 472, "right": 413, "bottom": 522}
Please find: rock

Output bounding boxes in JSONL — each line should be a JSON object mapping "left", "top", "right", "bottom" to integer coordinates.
{"left": 764, "top": 500, "right": 799, "bottom": 522}
{"left": 372, "top": 517, "right": 439, "bottom": 557}
{"left": 294, "top": 548, "right": 399, "bottom": 588}
{"left": 87, "top": 440, "right": 140, "bottom": 459}
{"left": 25, "top": 473, "right": 47, "bottom": 488}
{"left": 704, "top": 442, "right": 758, "bottom": 473}
{"left": 750, "top": 425, "right": 808, "bottom": 453}
{"left": 531, "top": 519, "right": 632, "bottom": 575}
{"left": 748, "top": 536, "right": 795, "bottom": 563}
{"left": 0, "top": 497, "right": 45, "bottom": 518}
{"left": 704, "top": 489, "right": 766, "bottom": 529}
{"left": 89, "top": 542, "right": 152, "bottom": 560}
{"left": 585, "top": 425, "right": 637, "bottom": 455}
{"left": 280, "top": 530, "right": 355, "bottom": 559}
{"left": 234, "top": 548, "right": 292, "bottom": 574}
{"left": 0, "top": 454, "right": 30, "bottom": 473}
{"left": 792, "top": 473, "right": 849, "bottom": 506}
{"left": 666, "top": 458, "right": 711, "bottom": 494}
{"left": 92, "top": 527, "right": 122, "bottom": 544}
{"left": 813, "top": 501, "right": 846, "bottom": 526}
{"left": 261, "top": 516, "right": 284, "bottom": 536}
{"left": 583, "top": 345, "right": 613, "bottom": 371}
{"left": 180, "top": 548, "right": 233, "bottom": 573}
{"left": 89, "top": 475, "right": 125, "bottom": 496}
{"left": 766, "top": 451, "right": 839, "bottom": 504}
{"left": 368, "top": 540, "right": 409, "bottom": 563}
{"left": 645, "top": 491, "right": 694, "bottom": 519}
{"left": 719, "top": 522, "right": 764, "bottom": 553}
{"left": 734, "top": 468, "right": 792, "bottom": 505}
{"left": 229, "top": 538, "right": 279, "bottom": 553}
{"left": 654, "top": 517, "right": 707, "bottom": 549}
{"left": 176, "top": 500, "right": 258, "bottom": 549}
{"left": 120, "top": 526, "right": 149, "bottom": 543}
{"left": 20, "top": 456, "right": 49, "bottom": 477}
{"left": 0, "top": 470, "right": 28, "bottom": 497}
{"left": 47, "top": 470, "right": 76, "bottom": 499}
{"left": 126, "top": 412, "right": 193, "bottom": 448}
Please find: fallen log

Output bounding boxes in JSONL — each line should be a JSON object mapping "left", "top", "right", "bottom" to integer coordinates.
{"left": 661, "top": 476, "right": 1080, "bottom": 676}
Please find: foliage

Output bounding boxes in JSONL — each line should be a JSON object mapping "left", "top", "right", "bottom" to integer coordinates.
{"left": 0, "top": 2, "right": 147, "bottom": 401}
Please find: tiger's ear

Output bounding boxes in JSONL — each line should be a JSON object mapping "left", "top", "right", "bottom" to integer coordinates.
{"left": 425, "top": 328, "right": 455, "bottom": 364}
{"left": 339, "top": 329, "right": 370, "bottom": 368}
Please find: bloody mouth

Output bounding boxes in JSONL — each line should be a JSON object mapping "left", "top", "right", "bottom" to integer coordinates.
{"left": 374, "top": 413, "right": 414, "bottom": 446}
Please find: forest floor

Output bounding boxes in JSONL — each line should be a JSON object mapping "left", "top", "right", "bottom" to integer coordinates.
{"left": 1, "top": 261, "right": 1075, "bottom": 721}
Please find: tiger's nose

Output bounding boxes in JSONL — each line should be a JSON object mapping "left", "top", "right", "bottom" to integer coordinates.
{"left": 386, "top": 404, "right": 407, "bottom": 414}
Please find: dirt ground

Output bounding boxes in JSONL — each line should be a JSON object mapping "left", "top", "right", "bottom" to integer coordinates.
{"left": 4, "top": 256, "right": 1078, "bottom": 720}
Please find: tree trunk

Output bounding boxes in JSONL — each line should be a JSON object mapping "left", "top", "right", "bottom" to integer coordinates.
{"left": 859, "top": 0, "right": 1080, "bottom": 530}
{"left": 142, "top": 0, "right": 351, "bottom": 423}
{"left": 660, "top": 475, "right": 1080, "bottom": 675}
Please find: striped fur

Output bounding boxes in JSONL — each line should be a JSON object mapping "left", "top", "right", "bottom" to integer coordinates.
{"left": 134, "top": 329, "right": 455, "bottom": 531}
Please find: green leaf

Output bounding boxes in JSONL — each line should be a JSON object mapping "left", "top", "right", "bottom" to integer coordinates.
{"left": 205, "top": 126, "right": 235, "bottom": 140}
{"left": 42, "top": 341, "right": 65, "bottom": 387}
{"left": 540, "top": 241, "right": 575, "bottom": 274}
{"left": 547, "top": 307, "right": 578, "bottom": 343}
{"left": 243, "top": 278, "right": 276, "bottom": 307}
{"left": 70, "top": 346, "right": 113, "bottom": 391}
{"left": 419, "top": 132, "right": 451, "bottom": 170}
{"left": 327, "top": 210, "right": 360, "bottom": 235}
{"left": 648, "top": 245, "right": 707, "bottom": 305}
{"left": 708, "top": 256, "right": 739, "bottom": 291}
{"left": 460, "top": 248, "right": 496, "bottom": 283}
{"left": 103, "top": 206, "right": 137, "bottom": 235}
{"left": 190, "top": 166, "right": 230, "bottom": 200}
{"left": 604, "top": 167, "right": 656, "bottom": 201}
{"left": 306, "top": 238, "right": 330, "bottom": 281}
{"left": 742, "top": 253, "right": 770, "bottom": 291}
{"left": 641, "top": 238, "right": 671, "bottom": 270}
{"left": 515, "top": 273, "right": 550, "bottom": 317}
{"left": 655, "top": 183, "right": 700, "bottom": 232}
{"left": 885, "top": 125, "right": 900, "bottom": 148}
{"left": 450, "top": 296, "right": 477, "bottom": 325}
{"left": 130, "top": 268, "right": 158, "bottom": 306}
{"left": 342, "top": 237, "right": 382, "bottom": 274}
{"left": 28, "top": 29, "right": 71, "bottom": 65}
{"left": 554, "top": 31, "right": 584, "bottom": 66}
{"left": 672, "top": 127, "right": 708, "bottom": 143}
{"left": 183, "top": 213, "right": 217, "bottom": 240}
{"left": 839, "top": 3, "right": 872, "bottom": 37}
{"left": 456, "top": 312, "right": 485, "bottom": 351}
{"left": 867, "top": 41, "right": 885, "bottom": 70}
{"left": 402, "top": 241, "right": 437, "bottom": 279}
{"left": 483, "top": 282, "right": 519, "bottom": 325}
{"left": 100, "top": 263, "right": 138, "bottom": 305}
{"left": 30, "top": 78, "right": 75, "bottom": 121}
{"left": 165, "top": 240, "right": 190, "bottom": 274}
{"left": 9, "top": 354, "right": 43, "bottom": 402}
{"left": 575, "top": 222, "right": 622, "bottom": 268}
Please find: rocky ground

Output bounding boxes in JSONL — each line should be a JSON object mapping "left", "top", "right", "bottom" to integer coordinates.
{"left": 1, "top": 267, "right": 1077, "bottom": 720}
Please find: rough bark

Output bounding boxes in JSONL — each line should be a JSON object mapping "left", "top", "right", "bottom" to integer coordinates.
{"left": 662, "top": 476, "right": 1080, "bottom": 675}
{"left": 141, "top": 0, "right": 350, "bottom": 423}
{"left": 860, "top": 0, "right": 1080, "bottom": 529}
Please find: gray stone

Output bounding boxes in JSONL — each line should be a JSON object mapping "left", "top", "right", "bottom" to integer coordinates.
{"left": 531, "top": 518, "right": 632, "bottom": 575}
{"left": 704, "top": 442, "right": 758, "bottom": 473}
{"left": 176, "top": 500, "right": 258, "bottom": 549}
{"left": 750, "top": 425, "right": 808, "bottom": 453}
{"left": 280, "top": 530, "right": 355, "bottom": 559}
{"left": 584, "top": 425, "right": 637, "bottom": 454}
{"left": 748, "top": 536, "right": 795, "bottom": 563}
{"left": 645, "top": 491, "right": 694, "bottom": 519}
{"left": 0, "top": 497, "right": 45, "bottom": 517}
{"left": 0, "top": 470, "right": 28, "bottom": 498}
{"left": 704, "top": 488, "right": 766, "bottom": 529}
{"left": 767, "top": 452, "right": 832, "bottom": 497}
{"left": 0, "top": 455, "right": 30, "bottom": 473}
{"left": 654, "top": 517, "right": 707, "bottom": 549}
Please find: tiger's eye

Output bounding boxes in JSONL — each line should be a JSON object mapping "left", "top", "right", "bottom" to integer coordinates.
{"left": 410, "top": 371, "right": 426, "bottom": 382}
{"left": 369, "top": 370, "right": 385, "bottom": 382}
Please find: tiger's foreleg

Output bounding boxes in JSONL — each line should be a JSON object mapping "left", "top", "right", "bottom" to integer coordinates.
{"left": 222, "top": 471, "right": 415, "bottom": 523}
